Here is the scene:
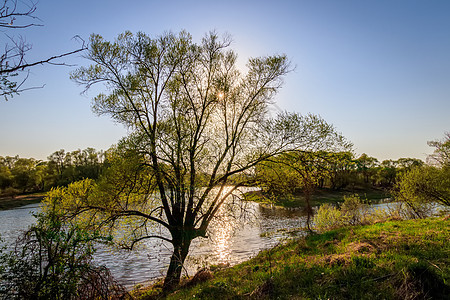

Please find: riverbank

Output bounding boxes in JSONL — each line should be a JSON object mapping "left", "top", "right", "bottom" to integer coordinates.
{"left": 0, "top": 193, "right": 45, "bottom": 210}
{"left": 131, "top": 216, "right": 450, "bottom": 299}
{"left": 0, "top": 187, "right": 387, "bottom": 211}
{"left": 245, "top": 187, "right": 390, "bottom": 209}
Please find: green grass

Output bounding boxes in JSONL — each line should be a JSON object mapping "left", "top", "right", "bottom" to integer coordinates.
{"left": 134, "top": 216, "right": 450, "bottom": 299}
{"left": 246, "top": 187, "right": 390, "bottom": 209}
{"left": 0, "top": 193, "right": 44, "bottom": 210}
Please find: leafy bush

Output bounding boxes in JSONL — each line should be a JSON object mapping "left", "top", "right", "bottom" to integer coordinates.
{"left": 314, "top": 195, "right": 391, "bottom": 231}
{"left": 0, "top": 208, "right": 124, "bottom": 299}
{"left": 394, "top": 166, "right": 450, "bottom": 218}
{"left": 313, "top": 203, "right": 344, "bottom": 231}
{"left": 340, "top": 194, "right": 367, "bottom": 225}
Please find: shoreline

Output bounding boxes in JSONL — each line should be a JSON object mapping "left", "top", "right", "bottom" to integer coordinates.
{"left": 0, "top": 194, "right": 45, "bottom": 211}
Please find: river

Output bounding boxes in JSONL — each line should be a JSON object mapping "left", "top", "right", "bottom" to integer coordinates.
{"left": 0, "top": 201, "right": 307, "bottom": 289}
{"left": 3, "top": 198, "right": 443, "bottom": 289}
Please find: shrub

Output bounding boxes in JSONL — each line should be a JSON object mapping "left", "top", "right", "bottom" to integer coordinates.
{"left": 0, "top": 209, "right": 124, "bottom": 299}
{"left": 313, "top": 203, "right": 344, "bottom": 231}
{"left": 314, "top": 195, "right": 392, "bottom": 231}
{"left": 341, "top": 194, "right": 367, "bottom": 225}
{"left": 0, "top": 187, "right": 19, "bottom": 198}
{"left": 393, "top": 166, "right": 450, "bottom": 218}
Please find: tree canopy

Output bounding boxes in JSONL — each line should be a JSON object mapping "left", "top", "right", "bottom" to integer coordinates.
{"left": 53, "top": 30, "right": 357, "bottom": 290}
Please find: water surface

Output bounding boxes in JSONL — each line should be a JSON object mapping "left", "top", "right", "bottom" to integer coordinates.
{"left": 0, "top": 201, "right": 307, "bottom": 288}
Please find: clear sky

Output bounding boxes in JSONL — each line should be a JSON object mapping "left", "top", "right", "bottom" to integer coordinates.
{"left": 1, "top": 0, "right": 449, "bottom": 161}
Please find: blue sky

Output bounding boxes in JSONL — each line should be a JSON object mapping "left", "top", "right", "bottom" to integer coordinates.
{"left": 1, "top": 0, "right": 449, "bottom": 161}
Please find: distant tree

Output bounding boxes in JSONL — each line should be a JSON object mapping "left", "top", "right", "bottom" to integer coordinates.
{"left": 47, "top": 149, "right": 68, "bottom": 185}
{"left": 71, "top": 148, "right": 104, "bottom": 180}
{"left": 0, "top": 0, "right": 86, "bottom": 99}
{"left": 427, "top": 132, "right": 450, "bottom": 167}
{"left": 279, "top": 151, "right": 339, "bottom": 231}
{"left": 378, "top": 159, "right": 397, "bottom": 187}
{"left": 256, "top": 141, "right": 351, "bottom": 197}
{"left": 10, "top": 157, "right": 41, "bottom": 193}
{"left": 355, "top": 153, "right": 379, "bottom": 185}
{"left": 47, "top": 148, "right": 105, "bottom": 187}
{"left": 0, "top": 148, "right": 105, "bottom": 195}
{"left": 396, "top": 157, "right": 423, "bottom": 170}
{"left": 0, "top": 156, "right": 14, "bottom": 190}
{"left": 255, "top": 153, "right": 298, "bottom": 198}
{"left": 325, "top": 151, "right": 355, "bottom": 190}
{"left": 0, "top": 156, "right": 46, "bottom": 194}
{"left": 257, "top": 136, "right": 352, "bottom": 231}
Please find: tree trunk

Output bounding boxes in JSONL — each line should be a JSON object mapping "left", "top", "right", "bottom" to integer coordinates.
{"left": 303, "top": 186, "right": 314, "bottom": 232}
{"left": 163, "top": 238, "right": 192, "bottom": 291}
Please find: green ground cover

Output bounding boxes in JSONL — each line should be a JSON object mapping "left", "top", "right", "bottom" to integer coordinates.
{"left": 133, "top": 216, "right": 450, "bottom": 299}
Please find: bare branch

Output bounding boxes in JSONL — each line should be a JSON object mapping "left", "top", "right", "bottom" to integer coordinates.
{"left": 0, "top": 0, "right": 41, "bottom": 29}
{"left": 1, "top": 0, "right": 87, "bottom": 99}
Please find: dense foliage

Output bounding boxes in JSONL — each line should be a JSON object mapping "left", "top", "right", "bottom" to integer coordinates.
{"left": 256, "top": 151, "right": 423, "bottom": 197}
{"left": 0, "top": 148, "right": 107, "bottom": 197}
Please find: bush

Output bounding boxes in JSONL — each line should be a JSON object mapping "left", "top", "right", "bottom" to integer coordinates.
{"left": 314, "top": 195, "right": 391, "bottom": 231}
{"left": 340, "top": 194, "right": 367, "bottom": 225}
{"left": 394, "top": 166, "right": 450, "bottom": 218}
{"left": 0, "top": 209, "right": 124, "bottom": 299}
{"left": 313, "top": 203, "right": 344, "bottom": 231}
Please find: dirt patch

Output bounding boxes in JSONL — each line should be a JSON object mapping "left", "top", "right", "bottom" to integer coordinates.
{"left": 323, "top": 254, "right": 350, "bottom": 267}
{"left": 320, "top": 242, "right": 378, "bottom": 267}
{"left": 388, "top": 216, "right": 403, "bottom": 221}
{"left": 347, "top": 242, "right": 377, "bottom": 254}
{"left": 185, "top": 268, "right": 213, "bottom": 287}
{"left": 373, "top": 231, "right": 405, "bottom": 250}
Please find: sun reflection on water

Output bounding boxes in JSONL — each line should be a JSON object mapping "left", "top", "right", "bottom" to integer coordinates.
{"left": 210, "top": 215, "right": 234, "bottom": 263}
{"left": 192, "top": 186, "right": 253, "bottom": 265}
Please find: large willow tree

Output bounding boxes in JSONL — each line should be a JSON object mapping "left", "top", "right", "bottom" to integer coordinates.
{"left": 62, "top": 31, "right": 340, "bottom": 290}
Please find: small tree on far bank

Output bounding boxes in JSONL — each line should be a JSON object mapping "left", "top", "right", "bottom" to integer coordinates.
{"left": 256, "top": 134, "right": 352, "bottom": 231}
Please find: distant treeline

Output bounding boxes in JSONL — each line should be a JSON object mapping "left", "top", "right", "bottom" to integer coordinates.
{"left": 256, "top": 152, "right": 424, "bottom": 196}
{"left": 0, "top": 148, "right": 107, "bottom": 197}
{"left": 1, "top": 148, "right": 425, "bottom": 198}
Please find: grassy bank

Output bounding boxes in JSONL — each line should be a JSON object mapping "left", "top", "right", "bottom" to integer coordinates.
{"left": 246, "top": 187, "right": 390, "bottom": 209}
{"left": 134, "top": 216, "right": 450, "bottom": 299}
{"left": 0, "top": 193, "right": 44, "bottom": 210}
